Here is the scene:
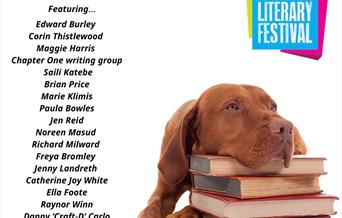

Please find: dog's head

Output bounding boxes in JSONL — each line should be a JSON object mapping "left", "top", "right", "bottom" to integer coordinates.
{"left": 158, "top": 84, "right": 307, "bottom": 185}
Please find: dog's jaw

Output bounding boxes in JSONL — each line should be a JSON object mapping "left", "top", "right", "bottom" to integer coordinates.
{"left": 215, "top": 134, "right": 294, "bottom": 169}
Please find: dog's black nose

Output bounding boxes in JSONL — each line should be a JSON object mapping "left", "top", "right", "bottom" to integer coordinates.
{"left": 269, "top": 118, "right": 293, "bottom": 140}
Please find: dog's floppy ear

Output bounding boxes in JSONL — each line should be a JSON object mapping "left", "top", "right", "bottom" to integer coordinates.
{"left": 158, "top": 102, "right": 198, "bottom": 185}
{"left": 293, "top": 127, "right": 307, "bottom": 155}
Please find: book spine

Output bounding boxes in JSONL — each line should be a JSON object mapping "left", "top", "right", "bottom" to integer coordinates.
{"left": 190, "top": 156, "right": 211, "bottom": 174}
{"left": 193, "top": 175, "right": 241, "bottom": 198}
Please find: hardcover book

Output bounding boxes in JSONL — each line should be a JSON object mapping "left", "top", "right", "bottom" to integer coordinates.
{"left": 190, "top": 155, "right": 326, "bottom": 176}
{"left": 192, "top": 174, "right": 322, "bottom": 199}
{"left": 191, "top": 189, "right": 337, "bottom": 218}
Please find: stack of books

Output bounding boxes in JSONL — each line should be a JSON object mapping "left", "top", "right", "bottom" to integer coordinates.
{"left": 189, "top": 155, "right": 338, "bottom": 218}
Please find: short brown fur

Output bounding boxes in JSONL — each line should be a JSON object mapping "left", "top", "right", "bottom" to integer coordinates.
{"left": 138, "top": 84, "right": 307, "bottom": 218}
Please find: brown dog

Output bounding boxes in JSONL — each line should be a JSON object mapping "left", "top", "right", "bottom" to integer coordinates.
{"left": 138, "top": 84, "right": 307, "bottom": 218}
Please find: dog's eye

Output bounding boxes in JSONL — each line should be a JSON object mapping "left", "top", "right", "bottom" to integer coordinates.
{"left": 270, "top": 101, "right": 277, "bottom": 112}
{"left": 226, "top": 103, "right": 239, "bottom": 111}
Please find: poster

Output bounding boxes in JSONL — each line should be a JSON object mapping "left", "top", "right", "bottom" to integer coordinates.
{"left": 0, "top": 0, "right": 341, "bottom": 217}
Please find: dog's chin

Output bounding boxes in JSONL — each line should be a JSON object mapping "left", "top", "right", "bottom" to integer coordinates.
{"left": 235, "top": 142, "right": 293, "bottom": 169}
{"left": 217, "top": 149, "right": 273, "bottom": 169}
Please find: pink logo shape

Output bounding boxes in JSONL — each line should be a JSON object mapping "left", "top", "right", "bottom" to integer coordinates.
{"left": 281, "top": 0, "right": 328, "bottom": 60}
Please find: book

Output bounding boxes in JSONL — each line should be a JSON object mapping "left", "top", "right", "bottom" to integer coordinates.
{"left": 192, "top": 174, "right": 322, "bottom": 199}
{"left": 191, "top": 189, "right": 337, "bottom": 218}
{"left": 190, "top": 155, "right": 325, "bottom": 176}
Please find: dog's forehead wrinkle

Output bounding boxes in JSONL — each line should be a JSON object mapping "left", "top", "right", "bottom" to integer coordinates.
{"left": 199, "top": 84, "right": 273, "bottom": 110}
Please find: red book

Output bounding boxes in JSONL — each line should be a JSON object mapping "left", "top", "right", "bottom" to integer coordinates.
{"left": 191, "top": 189, "right": 337, "bottom": 218}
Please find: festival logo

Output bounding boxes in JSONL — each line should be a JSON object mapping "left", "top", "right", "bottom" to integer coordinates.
{"left": 247, "top": 0, "right": 328, "bottom": 60}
